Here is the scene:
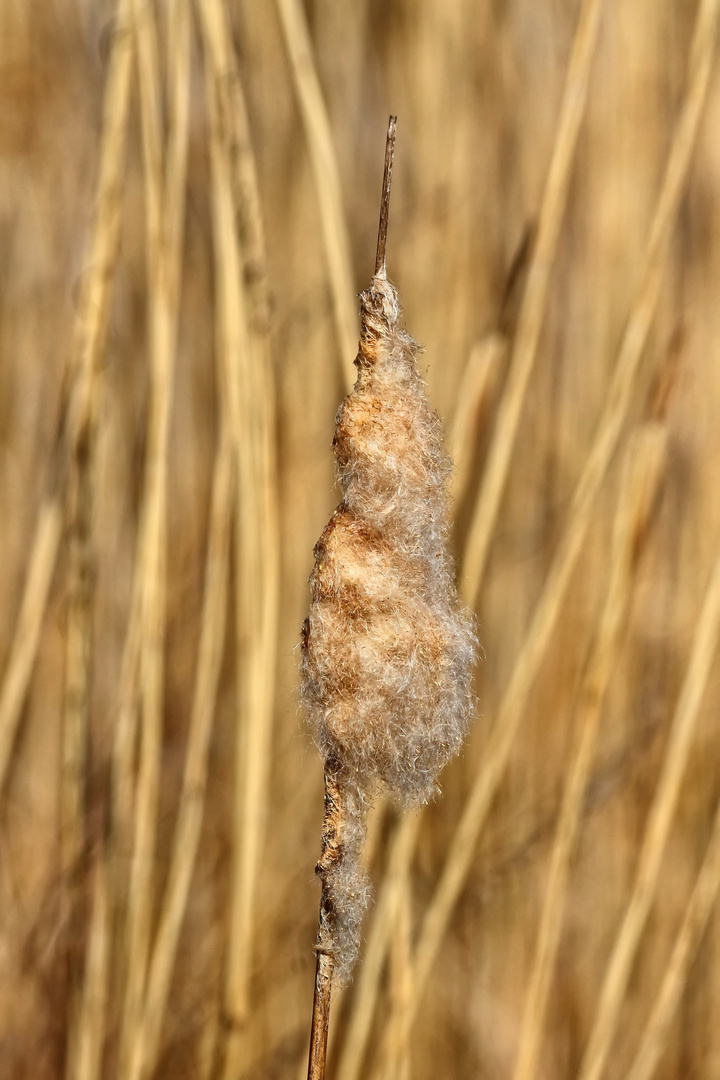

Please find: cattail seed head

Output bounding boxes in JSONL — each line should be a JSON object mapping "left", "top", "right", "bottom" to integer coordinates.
{"left": 302, "top": 275, "right": 477, "bottom": 803}
{"left": 301, "top": 272, "right": 477, "bottom": 983}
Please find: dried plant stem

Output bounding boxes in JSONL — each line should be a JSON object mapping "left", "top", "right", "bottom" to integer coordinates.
{"left": 460, "top": 0, "right": 602, "bottom": 608}
{"left": 202, "top": 22, "right": 280, "bottom": 1076}
{"left": 381, "top": 870, "right": 413, "bottom": 1080}
{"left": 307, "top": 763, "right": 349, "bottom": 1080}
{"left": 374, "top": 117, "right": 396, "bottom": 277}
{"left": 0, "top": 0, "right": 133, "bottom": 802}
{"left": 0, "top": 502, "right": 62, "bottom": 796}
{"left": 194, "top": 0, "right": 272, "bottom": 326}
{"left": 126, "top": 434, "right": 233, "bottom": 1080}
{"left": 371, "top": 0, "right": 717, "bottom": 1049}
{"left": 118, "top": 0, "right": 191, "bottom": 1073}
{"left": 511, "top": 423, "right": 667, "bottom": 1080}
{"left": 275, "top": 0, "right": 358, "bottom": 391}
{"left": 625, "top": 798, "right": 720, "bottom": 1080}
{"left": 577, "top": 550, "right": 720, "bottom": 1080}
{"left": 448, "top": 333, "right": 506, "bottom": 505}
{"left": 61, "top": 392, "right": 96, "bottom": 1080}
{"left": 72, "top": 846, "right": 110, "bottom": 1080}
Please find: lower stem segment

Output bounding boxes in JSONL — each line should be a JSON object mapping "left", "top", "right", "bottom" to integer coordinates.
{"left": 306, "top": 761, "right": 345, "bottom": 1080}
{"left": 307, "top": 949, "right": 333, "bottom": 1080}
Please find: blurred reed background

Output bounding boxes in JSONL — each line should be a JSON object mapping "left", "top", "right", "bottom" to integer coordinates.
{"left": 2, "top": 0, "right": 720, "bottom": 1078}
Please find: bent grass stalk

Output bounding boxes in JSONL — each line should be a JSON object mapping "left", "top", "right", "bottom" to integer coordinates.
{"left": 511, "top": 422, "right": 668, "bottom": 1080}
{"left": 625, "top": 797, "right": 720, "bottom": 1080}
{"left": 118, "top": 0, "right": 191, "bottom": 1073}
{"left": 275, "top": 0, "right": 358, "bottom": 393}
{"left": 577, "top": 548, "right": 720, "bottom": 1080}
{"left": 370, "top": 0, "right": 719, "bottom": 1056}
{"left": 200, "top": 18, "right": 280, "bottom": 1076}
{"left": 127, "top": 434, "right": 233, "bottom": 1080}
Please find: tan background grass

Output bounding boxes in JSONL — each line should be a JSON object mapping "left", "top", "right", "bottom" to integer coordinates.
{"left": 2, "top": 1, "right": 720, "bottom": 1078}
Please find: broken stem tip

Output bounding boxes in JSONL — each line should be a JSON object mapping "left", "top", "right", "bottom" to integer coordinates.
{"left": 375, "top": 115, "right": 397, "bottom": 278}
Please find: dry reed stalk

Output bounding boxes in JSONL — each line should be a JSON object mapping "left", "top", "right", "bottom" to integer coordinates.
{"left": 71, "top": 847, "right": 110, "bottom": 1080}
{"left": 381, "top": 867, "right": 413, "bottom": 1080}
{"left": 275, "top": 0, "right": 358, "bottom": 392}
{"left": 459, "top": 0, "right": 602, "bottom": 609}
{"left": 0, "top": 502, "right": 62, "bottom": 796}
{"left": 125, "top": 434, "right": 233, "bottom": 1080}
{"left": 625, "top": 797, "right": 720, "bottom": 1080}
{"left": 373, "top": 0, "right": 719, "bottom": 1049}
{"left": 200, "top": 19, "right": 280, "bottom": 1076}
{"left": 118, "top": 1, "right": 191, "bottom": 1073}
{"left": 194, "top": 0, "right": 271, "bottom": 326}
{"left": 577, "top": 549, "right": 720, "bottom": 1080}
{"left": 0, "top": 0, "right": 134, "bottom": 802}
{"left": 60, "top": 419, "right": 94, "bottom": 889}
{"left": 448, "top": 333, "right": 506, "bottom": 506}
{"left": 335, "top": 813, "right": 421, "bottom": 1080}
{"left": 60, "top": 389, "right": 96, "bottom": 1080}
{"left": 511, "top": 422, "right": 668, "bottom": 1080}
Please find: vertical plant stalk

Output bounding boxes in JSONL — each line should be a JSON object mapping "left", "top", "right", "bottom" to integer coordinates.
{"left": 118, "top": 0, "right": 191, "bottom": 1073}
{"left": 0, "top": 0, "right": 134, "bottom": 802}
{"left": 307, "top": 764, "right": 347, "bottom": 1080}
{"left": 61, "top": 396, "right": 96, "bottom": 1079}
{"left": 72, "top": 844, "right": 111, "bottom": 1080}
{"left": 368, "top": 0, "right": 719, "bottom": 1056}
{"left": 275, "top": 0, "right": 358, "bottom": 392}
{"left": 200, "top": 8, "right": 280, "bottom": 1074}
{"left": 511, "top": 422, "right": 667, "bottom": 1080}
{"left": 126, "top": 435, "right": 233, "bottom": 1080}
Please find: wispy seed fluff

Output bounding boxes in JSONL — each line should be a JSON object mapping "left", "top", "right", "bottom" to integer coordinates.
{"left": 301, "top": 274, "right": 477, "bottom": 981}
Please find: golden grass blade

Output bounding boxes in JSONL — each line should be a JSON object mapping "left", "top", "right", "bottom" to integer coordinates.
{"left": 459, "top": 0, "right": 602, "bottom": 609}
{"left": 625, "top": 799, "right": 720, "bottom": 1080}
{"left": 60, "top": 423, "right": 94, "bottom": 889}
{"left": 275, "top": 0, "right": 358, "bottom": 392}
{"left": 0, "top": 0, "right": 134, "bottom": 802}
{"left": 194, "top": 0, "right": 271, "bottom": 328}
{"left": 373, "top": 0, "right": 718, "bottom": 1052}
{"left": 511, "top": 423, "right": 667, "bottom": 1080}
{"left": 61, "top": 393, "right": 97, "bottom": 1080}
{"left": 0, "top": 501, "right": 62, "bottom": 797}
{"left": 202, "top": 19, "right": 280, "bottom": 1075}
{"left": 126, "top": 434, "right": 233, "bottom": 1080}
{"left": 119, "top": 0, "right": 191, "bottom": 1072}
{"left": 448, "top": 333, "right": 506, "bottom": 507}
{"left": 381, "top": 870, "right": 413, "bottom": 1080}
{"left": 70, "top": 848, "right": 110, "bottom": 1080}
{"left": 577, "top": 549, "right": 720, "bottom": 1080}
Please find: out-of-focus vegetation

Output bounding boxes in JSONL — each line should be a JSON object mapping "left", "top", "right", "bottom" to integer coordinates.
{"left": 2, "top": 1, "right": 720, "bottom": 1078}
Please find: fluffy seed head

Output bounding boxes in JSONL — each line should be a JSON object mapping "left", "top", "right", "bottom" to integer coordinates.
{"left": 301, "top": 275, "right": 477, "bottom": 805}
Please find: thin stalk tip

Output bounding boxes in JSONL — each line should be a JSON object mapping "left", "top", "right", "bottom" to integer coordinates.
{"left": 375, "top": 115, "right": 397, "bottom": 278}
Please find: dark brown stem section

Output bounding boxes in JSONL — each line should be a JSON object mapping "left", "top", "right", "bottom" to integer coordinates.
{"left": 307, "top": 761, "right": 345, "bottom": 1080}
{"left": 374, "top": 115, "right": 397, "bottom": 277}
